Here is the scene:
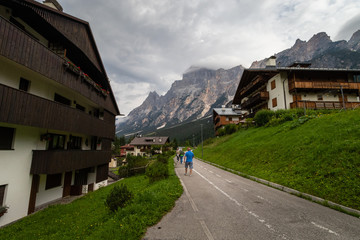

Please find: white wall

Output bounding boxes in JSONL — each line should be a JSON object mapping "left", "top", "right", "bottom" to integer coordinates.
{"left": 0, "top": 124, "right": 39, "bottom": 226}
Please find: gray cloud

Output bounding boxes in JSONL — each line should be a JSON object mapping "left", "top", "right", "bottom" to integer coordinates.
{"left": 48, "top": 0, "right": 360, "bottom": 115}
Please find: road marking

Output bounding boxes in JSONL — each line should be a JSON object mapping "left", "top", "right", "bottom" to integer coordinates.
{"left": 178, "top": 171, "right": 198, "bottom": 212}
{"left": 200, "top": 220, "right": 215, "bottom": 240}
{"left": 209, "top": 170, "right": 214, "bottom": 173}
{"left": 311, "top": 222, "right": 339, "bottom": 236}
{"left": 225, "top": 179, "right": 232, "bottom": 183}
{"left": 194, "top": 169, "right": 288, "bottom": 239}
{"left": 216, "top": 174, "right": 221, "bottom": 178}
{"left": 177, "top": 169, "right": 214, "bottom": 240}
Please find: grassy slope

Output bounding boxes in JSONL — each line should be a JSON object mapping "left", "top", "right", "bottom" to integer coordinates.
{"left": 0, "top": 158, "right": 182, "bottom": 240}
{"left": 194, "top": 109, "right": 360, "bottom": 210}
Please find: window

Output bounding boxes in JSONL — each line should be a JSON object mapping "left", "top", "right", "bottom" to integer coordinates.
{"left": 54, "top": 93, "right": 71, "bottom": 106}
{"left": 19, "top": 78, "right": 30, "bottom": 92}
{"left": 0, "top": 127, "right": 15, "bottom": 150}
{"left": 0, "top": 185, "right": 6, "bottom": 206}
{"left": 76, "top": 104, "right": 85, "bottom": 112}
{"left": 271, "top": 80, "right": 276, "bottom": 90}
{"left": 272, "top": 97, "right": 278, "bottom": 108}
{"left": 47, "top": 134, "right": 66, "bottom": 150}
{"left": 68, "top": 135, "right": 82, "bottom": 150}
{"left": 317, "top": 95, "right": 323, "bottom": 101}
{"left": 45, "top": 174, "right": 62, "bottom": 190}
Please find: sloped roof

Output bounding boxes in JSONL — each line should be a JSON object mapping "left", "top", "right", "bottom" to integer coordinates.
{"left": 130, "top": 136, "right": 170, "bottom": 146}
{"left": 213, "top": 108, "right": 242, "bottom": 116}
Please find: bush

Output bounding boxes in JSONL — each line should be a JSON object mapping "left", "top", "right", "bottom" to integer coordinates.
{"left": 254, "top": 110, "right": 275, "bottom": 126}
{"left": 157, "top": 154, "right": 169, "bottom": 164}
{"left": 224, "top": 124, "right": 237, "bottom": 135}
{"left": 118, "top": 165, "right": 129, "bottom": 178}
{"left": 105, "top": 184, "right": 133, "bottom": 212}
{"left": 146, "top": 161, "right": 169, "bottom": 183}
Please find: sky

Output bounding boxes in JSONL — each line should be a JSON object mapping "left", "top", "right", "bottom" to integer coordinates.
{"left": 43, "top": 0, "right": 360, "bottom": 117}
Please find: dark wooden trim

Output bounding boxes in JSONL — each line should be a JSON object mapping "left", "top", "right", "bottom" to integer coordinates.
{"left": 0, "top": 16, "right": 118, "bottom": 115}
{"left": 96, "top": 164, "right": 108, "bottom": 183}
{"left": 31, "top": 150, "right": 111, "bottom": 174}
{"left": 0, "top": 83, "right": 115, "bottom": 139}
{"left": 62, "top": 171, "right": 72, "bottom": 197}
{"left": 28, "top": 174, "right": 39, "bottom": 214}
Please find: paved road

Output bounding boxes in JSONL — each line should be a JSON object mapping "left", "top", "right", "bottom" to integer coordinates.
{"left": 144, "top": 158, "right": 360, "bottom": 240}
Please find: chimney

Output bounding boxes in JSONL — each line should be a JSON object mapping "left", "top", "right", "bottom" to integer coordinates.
{"left": 43, "top": 0, "right": 63, "bottom": 11}
{"left": 266, "top": 56, "right": 277, "bottom": 68}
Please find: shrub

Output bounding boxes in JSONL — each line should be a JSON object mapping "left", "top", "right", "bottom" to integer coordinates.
{"left": 224, "top": 124, "right": 237, "bottom": 135}
{"left": 157, "top": 154, "right": 169, "bottom": 164}
{"left": 118, "top": 165, "right": 129, "bottom": 178}
{"left": 254, "top": 110, "right": 275, "bottom": 126}
{"left": 146, "top": 161, "right": 169, "bottom": 183}
{"left": 105, "top": 184, "right": 133, "bottom": 212}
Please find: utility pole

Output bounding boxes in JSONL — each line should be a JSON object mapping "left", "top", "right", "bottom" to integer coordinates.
{"left": 200, "top": 124, "right": 203, "bottom": 158}
{"left": 340, "top": 86, "right": 346, "bottom": 111}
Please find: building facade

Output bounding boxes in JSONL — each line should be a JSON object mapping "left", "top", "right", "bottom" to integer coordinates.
{"left": 212, "top": 107, "right": 244, "bottom": 134}
{"left": 129, "top": 136, "right": 170, "bottom": 157}
{"left": 233, "top": 58, "right": 360, "bottom": 116}
{"left": 0, "top": 0, "right": 120, "bottom": 226}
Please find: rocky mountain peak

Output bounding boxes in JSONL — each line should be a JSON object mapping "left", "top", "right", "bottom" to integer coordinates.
{"left": 348, "top": 29, "right": 360, "bottom": 51}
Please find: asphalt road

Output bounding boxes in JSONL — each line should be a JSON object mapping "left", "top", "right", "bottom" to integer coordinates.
{"left": 144, "top": 158, "right": 360, "bottom": 240}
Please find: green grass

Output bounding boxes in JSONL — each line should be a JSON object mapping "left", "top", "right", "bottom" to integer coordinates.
{"left": 0, "top": 158, "right": 182, "bottom": 240}
{"left": 194, "top": 109, "right": 360, "bottom": 211}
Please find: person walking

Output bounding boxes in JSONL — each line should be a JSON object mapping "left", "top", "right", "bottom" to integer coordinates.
{"left": 184, "top": 147, "right": 194, "bottom": 176}
{"left": 179, "top": 149, "right": 184, "bottom": 164}
{"left": 176, "top": 148, "right": 180, "bottom": 162}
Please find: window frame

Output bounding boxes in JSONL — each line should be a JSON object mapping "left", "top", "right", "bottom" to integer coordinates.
{"left": 0, "top": 127, "right": 15, "bottom": 150}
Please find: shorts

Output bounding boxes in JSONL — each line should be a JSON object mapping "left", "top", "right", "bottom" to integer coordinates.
{"left": 185, "top": 161, "right": 193, "bottom": 169}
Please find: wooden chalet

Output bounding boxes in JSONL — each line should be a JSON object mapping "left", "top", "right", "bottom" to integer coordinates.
{"left": 129, "top": 136, "right": 170, "bottom": 156}
{"left": 212, "top": 107, "right": 244, "bottom": 134}
{"left": 0, "top": 0, "right": 120, "bottom": 226}
{"left": 233, "top": 57, "right": 360, "bottom": 117}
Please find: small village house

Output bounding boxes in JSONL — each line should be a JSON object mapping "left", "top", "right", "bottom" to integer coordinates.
{"left": 233, "top": 56, "right": 360, "bottom": 117}
{"left": 129, "top": 136, "right": 170, "bottom": 157}
{"left": 212, "top": 106, "right": 244, "bottom": 135}
{"left": 0, "top": 0, "right": 120, "bottom": 226}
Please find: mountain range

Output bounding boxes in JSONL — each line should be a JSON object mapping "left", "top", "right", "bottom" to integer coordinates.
{"left": 117, "top": 30, "right": 360, "bottom": 140}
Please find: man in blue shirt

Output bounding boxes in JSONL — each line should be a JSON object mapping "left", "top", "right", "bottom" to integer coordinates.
{"left": 184, "top": 147, "right": 194, "bottom": 176}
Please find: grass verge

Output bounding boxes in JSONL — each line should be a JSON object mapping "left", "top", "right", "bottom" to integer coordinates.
{"left": 194, "top": 109, "right": 360, "bottom": 213}
{"left": 0, "top": 157, "right": 182, "bottom": 240}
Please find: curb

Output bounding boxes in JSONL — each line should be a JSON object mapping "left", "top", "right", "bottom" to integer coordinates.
{"left": 196, "top": 157, "right": 360, "bottom": 218}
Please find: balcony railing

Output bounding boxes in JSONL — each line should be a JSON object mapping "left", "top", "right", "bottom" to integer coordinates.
{"left": 0, "top": 16, "right": 118, "bottom": 116}
{"left": 239, "top": 76, "right": 267, "bottom": 97}
{"left": 241, "top": 91, "right": 269, "bottom": 109}
{"left": 290, "top": 101, "right": 360, "bottom": 109}
{"left": 0, "top": 84, "right": 114, "bottom": 139}
{"left": 31, "top": 150, "right": 112, "bottom": 174}
{"left": 289, "top": 81, "right": 360, "bottom": 92}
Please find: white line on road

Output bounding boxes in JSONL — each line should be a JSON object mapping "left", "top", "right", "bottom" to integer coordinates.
{"left": 194, "top": 169, "right": 288, "bottom": 239}
{"left": 200, "top": 220, "right": 215, "bottom": 240}
{"left": 216, "top": 174, "right": 221, "bottom": 178}
{"left": 311, "top": 222, "right": 339, "bottom": 236}
{"left": 225, "top": 179, "right": 232, "bottom": 183}
{"left": 209, "top": 170, "right": 213, "bottom": 173}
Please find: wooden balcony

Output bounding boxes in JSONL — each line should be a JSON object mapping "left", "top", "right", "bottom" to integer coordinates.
{"left": 289, "top": 81, "right": 360, "bottom": 93}
{"left": 31, "top": 150, "right": 112, "bottom": 174}
{"left": 290, "top": 101, "right": 360, "bottom": 110}
{"left": 0, "top": 84, "right": 115, "bottom": 139}
{"left": 241, "top": 91, "right": 269, "bottom": 109}
{"left": 239, "top": 76, "right": 267, "bottom": 97}
{"left": 0, "top": 16, "right": 118, "bottom": 115}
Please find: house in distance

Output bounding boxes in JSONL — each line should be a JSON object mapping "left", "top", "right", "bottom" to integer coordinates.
{"left": 212, "top": 106, "right": 244, "bottom": 135}
{"left": 129, "top": 136, "right": 170, "bottom": 156}
{"left": 0, "top": 0, "right": 120, "bottom": 226}
{"left": 233, "top": 56, "right": 360, "bottom": 117}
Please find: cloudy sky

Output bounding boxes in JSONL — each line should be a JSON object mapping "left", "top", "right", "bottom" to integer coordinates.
{"left": 49, "top": 0, "right": 360, "bottom": 116}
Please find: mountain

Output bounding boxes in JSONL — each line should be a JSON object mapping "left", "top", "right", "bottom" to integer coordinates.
{"left": 116, "top": 66, "right": 244, "bottom": 137}
{"left": 117, "top": 30, "right": 360, "bottom": 140}
{"left": 250, "top": 30, "right": 360, "bottom": 68}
